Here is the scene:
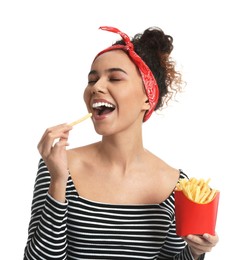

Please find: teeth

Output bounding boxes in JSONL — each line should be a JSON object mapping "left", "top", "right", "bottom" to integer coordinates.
{"left": 92, "top": 102, "right": 114, "bottom": 108}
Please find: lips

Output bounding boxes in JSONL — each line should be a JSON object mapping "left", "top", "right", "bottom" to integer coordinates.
{"left": 91, "top": 99, "right": 116, "bottom": 119}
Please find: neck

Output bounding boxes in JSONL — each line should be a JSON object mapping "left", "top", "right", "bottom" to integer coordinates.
{"left": 98, "top": 128, "right": 145, "bottom": 172}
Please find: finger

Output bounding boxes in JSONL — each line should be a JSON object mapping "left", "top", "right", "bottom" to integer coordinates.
{"left": 44, "top": 140, "right": 70, "bottom": 164}
{"left": 187, "top": 234, "right": 215, "bottom": 246}
{"left": 41, "top": 134, "right": 70, "bottom": 156}
{"left": 185, "top": 235, "right": 215, "bottom": 254}
{"left": 202, "top": 233, "right": 219, "bottom": 245}
{"left": 184, "top": 235, "right": 203, "bottom": 245}
{"left": 38, "top": 125, "right": 72, "bottom": 157}
{"left": 184, "top": 238, "right": 206, "bottom": 256}
{"left": 39, "top": 124, "right": 72, "bottom": 145}
{"left": 38, "top": 124, "right": 67, "bottom": 144}
{"left": 52, "top": 138, "right": 70, "bottom": 151}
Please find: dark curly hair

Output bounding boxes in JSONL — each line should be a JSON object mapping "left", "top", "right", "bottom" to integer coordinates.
{"left": 114, "top": 27, "right": 184, "bottom": 111}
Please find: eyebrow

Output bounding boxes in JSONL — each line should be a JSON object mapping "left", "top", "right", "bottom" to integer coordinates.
{"left": 88, "top": 68, "right": 127, "bottom": 76}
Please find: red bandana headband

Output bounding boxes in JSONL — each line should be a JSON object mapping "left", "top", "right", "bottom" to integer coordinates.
{"left": 95, "top": 26, "right": 159, "bottom": 122}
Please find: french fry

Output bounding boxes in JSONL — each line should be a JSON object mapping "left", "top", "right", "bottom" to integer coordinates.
{"left": 69, "top": 113, "right": 92, "bottom": 127}
{"left": 205, "top": 189, "right": 217, "bottom": 203}
{"left": 175, "top": 177, "right": 218, "bottom": 204}
{"left": 194, "top": 186, "right": 200, "bottom": 202}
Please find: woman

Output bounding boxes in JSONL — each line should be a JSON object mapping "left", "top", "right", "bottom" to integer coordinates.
{"left": 23, "top": 26, "right": 218, "bottom": 259}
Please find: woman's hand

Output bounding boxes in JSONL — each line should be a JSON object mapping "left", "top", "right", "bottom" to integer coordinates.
{"left": 183, "top": 233, "right": 219, "bottom": 259}
{"left": 37, "top": 123, "right": 72, "bottom": 201}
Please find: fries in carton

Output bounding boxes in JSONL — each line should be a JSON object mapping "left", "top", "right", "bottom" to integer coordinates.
{"left": 174, "top": 177, "right": 219, "bottom": 236}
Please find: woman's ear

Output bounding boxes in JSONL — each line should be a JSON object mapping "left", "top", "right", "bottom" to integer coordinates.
{"left": 142, "top": 99, "right": 150, "bottom": 111}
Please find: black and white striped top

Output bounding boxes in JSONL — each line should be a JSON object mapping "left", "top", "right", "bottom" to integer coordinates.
{"left": 23, "top": 159, "right": 205, "bottom": 260}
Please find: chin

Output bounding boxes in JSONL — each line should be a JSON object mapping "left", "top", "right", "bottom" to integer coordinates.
{"left": 94, "top": 125, "right": 114, "bottom": 137}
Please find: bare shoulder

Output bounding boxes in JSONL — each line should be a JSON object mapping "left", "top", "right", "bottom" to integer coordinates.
{"left": 67, "top": 142, "right": 97, "bottom": 155}
{"left": 145, "top": 149, "right": 180, "bottom": 178}
{"left": 67, "top": 142, "right": 100, "bottom": 167}
{"left": 144, "top": 150, "right": 180, "bottom": 201}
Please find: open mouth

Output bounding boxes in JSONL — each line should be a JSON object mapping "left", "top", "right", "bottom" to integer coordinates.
{"left": 92, "top": 102, "right": 116, "bottom": 116}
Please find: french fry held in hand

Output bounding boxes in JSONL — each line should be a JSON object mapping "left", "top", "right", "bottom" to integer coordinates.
{"left": 69, "top": 113, "right": 92, "bottom": 127}
{"left": 175, "top": 177, "right": 218, "bottom": 204}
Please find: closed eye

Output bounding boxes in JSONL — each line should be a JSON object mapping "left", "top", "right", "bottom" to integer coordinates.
{"left": 88, "top": 70, "right": 99, "bottom": 85}
{"left": 109, "top": 78, "right": 121, "bottom": 81}
{"left": 88, "top": 80, "right": 98, "bottom": 84}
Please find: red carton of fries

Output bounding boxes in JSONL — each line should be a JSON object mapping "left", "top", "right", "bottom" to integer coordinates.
{"left": 174, "top": 178, "right": 220, "bottom": 236}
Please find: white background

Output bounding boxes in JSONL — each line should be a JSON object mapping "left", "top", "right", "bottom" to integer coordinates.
{"left": 1, "top": 0, "right": 247, "bottom": 259}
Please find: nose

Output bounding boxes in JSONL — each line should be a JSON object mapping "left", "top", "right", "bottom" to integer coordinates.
{"left": 91, "top": 80, "right": 106, "bottom": 95}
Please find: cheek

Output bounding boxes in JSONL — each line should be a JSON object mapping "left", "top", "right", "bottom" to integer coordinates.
{"left": 116, "top": 87, "right": 144, "bottom": 111}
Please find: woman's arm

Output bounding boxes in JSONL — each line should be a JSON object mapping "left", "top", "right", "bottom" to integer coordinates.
{"left": 23, "top": 159, "right": 68, "bottom": 260}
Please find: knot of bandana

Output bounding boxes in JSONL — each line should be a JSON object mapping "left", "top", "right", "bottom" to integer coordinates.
{"left": 95, "top": 26, "right": 159, "bottom": 122}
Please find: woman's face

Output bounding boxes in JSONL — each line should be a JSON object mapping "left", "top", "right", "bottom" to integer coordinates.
{"left": 83, "top": 50, "right": 150, "bottom": 135}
